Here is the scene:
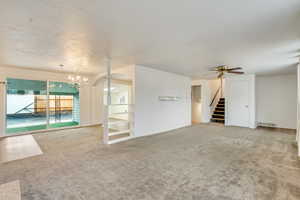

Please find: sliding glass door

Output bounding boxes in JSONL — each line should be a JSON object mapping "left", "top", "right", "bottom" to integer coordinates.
{"left": 5, "top": 78, "right": 80, "bottom": 135}
{"left": 6, "top": 78, "right": 47, "bottom": 134}
{"left": 48, "top": 81, "right": 80, "bottom": 128}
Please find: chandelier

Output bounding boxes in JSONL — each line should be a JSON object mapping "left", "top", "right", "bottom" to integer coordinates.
{"left": 59, "top": 63, "right": 89, "bottom": 88}
{"left": 67, "top": 74, "right": 89, "bottom": 88}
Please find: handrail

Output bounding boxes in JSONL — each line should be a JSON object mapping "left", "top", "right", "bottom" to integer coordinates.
{"left": 210, "top": 87, "right": 221, "bottom": 107}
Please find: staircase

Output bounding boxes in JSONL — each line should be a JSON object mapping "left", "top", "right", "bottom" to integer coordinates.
{"left": 211, "top": 98, "right": 225, "bottom": 123}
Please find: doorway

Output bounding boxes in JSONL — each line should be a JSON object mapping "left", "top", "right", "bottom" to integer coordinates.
{"left": 103, "top": 79, "right": 133, "bottom": 143}
{"left": 191, "top": 85, "right": 202, "bottom": 124}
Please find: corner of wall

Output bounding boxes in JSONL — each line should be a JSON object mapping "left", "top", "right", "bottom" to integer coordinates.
{"left": 297, "top": 64, "right": 300, "bottom": 157}
{"left": 134, "top": 65, "right": 191, "bottom": 137}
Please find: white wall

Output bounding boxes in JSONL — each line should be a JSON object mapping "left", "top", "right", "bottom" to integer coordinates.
{"left": 91, "top": 80, "right": 104, "bottom": 125}
{"left": 297, "top": 65, "right": 300, "bottom": 156}
{"left": 208, "top": 79, "right": 221, "bottom": 101}
{"left": 256, "top": 74, "right": 297, "bottom": 129}
{"left": 0, "top": 66, "right": 102, "bottom": 136}
{"left": 225, "top": 75, "right": 256, "bottom": 128}
{"left": 0, "top": 75, "right": 5, "bottom": 134}
{"left": 134, "top": 65, "right": 191, "bottom": 137}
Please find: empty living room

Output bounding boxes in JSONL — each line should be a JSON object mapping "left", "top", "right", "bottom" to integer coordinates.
{"left": 1, "top": 0, "right": 300, "bottom": 199}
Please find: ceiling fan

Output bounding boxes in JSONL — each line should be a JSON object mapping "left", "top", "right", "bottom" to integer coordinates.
{"left": 210, "top": 65, "right": 244, "bottom": 78}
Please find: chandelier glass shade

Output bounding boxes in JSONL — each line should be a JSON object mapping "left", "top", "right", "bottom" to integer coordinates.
{"left": 67, "top": 74, "right": 89, "bottom": 88}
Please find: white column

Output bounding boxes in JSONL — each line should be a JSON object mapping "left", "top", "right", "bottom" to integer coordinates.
{"left": 0, "top": 79, "right": 6, "bottom": 136}
{"left": 107, "top": 59, "right": 112, "bottom": 106}
{"left": 46, "top": 81, "right": 50, "bottom": 129}
{"left": 297, "top": 63, "right": 300, "bottom": 156}
{"left": 103, "top": 58, "right": 111, "bottom": 144}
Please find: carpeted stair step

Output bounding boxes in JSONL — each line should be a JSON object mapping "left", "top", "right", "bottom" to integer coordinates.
{"left": 212, "top": 114, "right": 224, "bottom": 118}
{"left": 214, "top": 111, "right": 224, "bottom": 115}
{"left": 211, "top": 118, "right": 225, "bottom": 123}
{"left": 215, "top": 107, "right": 225, "bottom": 111}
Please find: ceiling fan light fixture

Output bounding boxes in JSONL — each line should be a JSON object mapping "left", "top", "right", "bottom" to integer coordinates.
{"left": 209, "top": 65, "right": 244, "bottom": 79}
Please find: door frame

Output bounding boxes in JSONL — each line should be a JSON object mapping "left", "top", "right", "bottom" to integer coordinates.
{"left": 191, "top": 84, "right": 202, "bottom": 124}
{"left": 3, "top": 77, "right": 81, "bottom": 137}
{"left": 224, "top": 75, "right": 256, "bottom": 128}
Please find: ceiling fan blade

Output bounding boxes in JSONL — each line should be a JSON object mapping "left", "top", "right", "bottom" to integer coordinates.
{"left": 227, "top": 67, "right": 242, "bottom": 71}
{"left": 228, "top": 71, "right": 244, "bottom": 74}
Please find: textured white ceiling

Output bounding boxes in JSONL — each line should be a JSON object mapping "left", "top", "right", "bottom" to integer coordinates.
{"left": 1, "top": 0, "right": 300, "bottom": 77}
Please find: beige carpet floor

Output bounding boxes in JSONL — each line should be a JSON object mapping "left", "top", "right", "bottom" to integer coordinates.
{"left": 0, "top": 124, "right": 300, "bottom": 200}
{"left": 0, "top": 135, "right": 43, "bottom": 163}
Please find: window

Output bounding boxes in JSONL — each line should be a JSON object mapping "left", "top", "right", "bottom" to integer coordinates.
{"left": 5, "top": 78, "right": 80, "bottom": 134}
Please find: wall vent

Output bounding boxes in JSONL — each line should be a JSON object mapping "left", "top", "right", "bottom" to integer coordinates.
{"left": 257, "top": 122, "right": 277, "bottom": 128}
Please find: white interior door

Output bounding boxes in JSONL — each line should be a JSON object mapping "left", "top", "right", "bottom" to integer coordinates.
{"left": 227, "top": 80, "right": 249, "bottom": 127}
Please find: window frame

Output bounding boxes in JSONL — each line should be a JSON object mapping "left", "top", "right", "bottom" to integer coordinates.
{"left": 4, "top": 77, "right": 81, "bottom": 136}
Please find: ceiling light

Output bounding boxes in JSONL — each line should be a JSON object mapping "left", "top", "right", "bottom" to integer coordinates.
{"left": 104, "top": 87, "right": 115, "bottom": 91}
{"left": 67, "top": 74, "right": 89, "bottom": 88}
